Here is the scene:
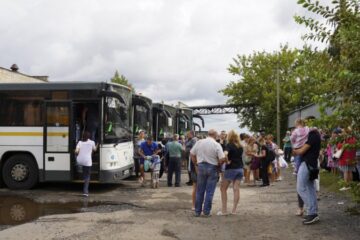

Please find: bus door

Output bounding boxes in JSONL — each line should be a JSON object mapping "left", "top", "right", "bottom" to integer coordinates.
{"left": 44, "top": 101, "right": 71, "bottom": 181}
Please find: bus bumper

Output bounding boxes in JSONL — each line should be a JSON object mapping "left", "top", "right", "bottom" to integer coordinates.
{"left": 99, "top": 164, "right": 134, "bottom": 183}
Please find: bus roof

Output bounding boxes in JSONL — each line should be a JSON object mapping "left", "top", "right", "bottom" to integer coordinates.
{"left": 152, "top": 102, "right": 177, "bottom": 110}
{"left": 134, "top": 94, "right": 152, "bottom": 103}
{"left": 0, "top": 81, "right": 131, "bottom": 91}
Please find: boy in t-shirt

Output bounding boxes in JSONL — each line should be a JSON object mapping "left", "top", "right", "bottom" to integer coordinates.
{"left": 150, "top": 155, "right": 161, "bottom": 188}
{"left": 291, "top": 119, "right": 309, "bottom": 173}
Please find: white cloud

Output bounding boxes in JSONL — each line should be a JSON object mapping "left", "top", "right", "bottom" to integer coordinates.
{"left": 0, "top": 0, "right": 328, "bottom": 130}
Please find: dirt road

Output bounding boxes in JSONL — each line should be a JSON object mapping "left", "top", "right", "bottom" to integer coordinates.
{"left": 0, "top": 169, "right": 359, "bottom": 240}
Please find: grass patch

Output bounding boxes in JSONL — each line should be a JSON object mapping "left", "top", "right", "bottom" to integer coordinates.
{"left": 320, "top": 170, "right": 360, "bottom": 204}
{"left": 320, "top": 170, "right": 342, "bottom": 193}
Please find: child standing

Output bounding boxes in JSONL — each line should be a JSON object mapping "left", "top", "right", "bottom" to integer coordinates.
{"left": 150, "top": 155, "right": 161, "bottom": 188}
{"left": 291, "top": 119, "right": 309, "bottom": 174}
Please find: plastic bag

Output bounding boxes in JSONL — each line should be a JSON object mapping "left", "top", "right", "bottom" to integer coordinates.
{"left": 144, "top": 160, "right": 150, "bottom": 172}
{"left": 279, "top": 156, "right": 288, "bottom": 168}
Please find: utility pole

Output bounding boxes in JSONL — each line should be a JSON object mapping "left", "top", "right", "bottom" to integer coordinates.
{"left": 276, "top": 57, "right": 280, "bottom": 147}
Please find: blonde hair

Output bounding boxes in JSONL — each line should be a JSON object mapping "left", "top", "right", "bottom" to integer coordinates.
{"left": 248, "top": 136, "right": 256, "bottom": 145}
{"left": 295, "top": 118, "right": 306, "bottom": 127}
{"left": 265, "top": 134, "right": 273, "bottom": 141}
{"left": 258, "top": 137, "right": 266, "bottom": 146}
{"left": 227, "top": 130, "right": 241, "bottom": 148}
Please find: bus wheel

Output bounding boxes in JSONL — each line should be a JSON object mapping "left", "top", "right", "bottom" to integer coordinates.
{"left": 2, "top": 154, "right": 38, "bottom": 190}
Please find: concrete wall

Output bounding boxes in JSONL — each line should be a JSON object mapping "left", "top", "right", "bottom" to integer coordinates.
{"left": 288, "top": 103, "right": 333, "bottom": 128}
{"left": 0, "top": 67, "right": 48, "bottom": 83}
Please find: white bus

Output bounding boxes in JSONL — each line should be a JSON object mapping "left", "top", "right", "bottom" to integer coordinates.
{"left": 0, "top": 82, "right": 134, "bottom": 189}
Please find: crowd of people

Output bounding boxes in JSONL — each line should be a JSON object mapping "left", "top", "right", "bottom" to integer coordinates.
{"left": 133, "top": 129, "right": 291, "bottom": 218}
{"left": 131, "top": 118, "right": 360, "bottom": 226}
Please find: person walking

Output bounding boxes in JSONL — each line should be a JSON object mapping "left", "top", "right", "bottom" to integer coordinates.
{"left": 190, "top": 129, "right": 225, "bottom": 217}
{"left": 75, "top": 131, "right": 98, "bottom": 197}
{"left": 166, "top": 134, "right": 184, "bottom": 187}
{"left": 293, "top": 128, "right": 321, "bottom": 225}
{"left": 218, "top": 130, "right": 244, "bottom": 215}
{"left": 283, "top": 131, "right": 292, "bottom": 162}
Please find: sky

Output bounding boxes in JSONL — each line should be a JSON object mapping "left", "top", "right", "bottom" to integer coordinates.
{"left": 0, "top": 0, "right": 327, "bottom": 134}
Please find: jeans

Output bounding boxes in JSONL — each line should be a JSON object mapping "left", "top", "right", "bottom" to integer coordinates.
{"left": 298, "top": 194, "right": 304, "bottom": 208}
{"left": 294, "top": 155, "right": 302, "bottom": 172}
{"left": 297, "top": 161, "right": 318, "bottom": 215}
{"left": 284, "top": 147, "right": 292, "bottom": 162}
{"left": 195, "top": 162, "right": 218, "bottom": 215}
{"left": 167, "top": 157, "right": 182, "bottom": 186}
{"left": 82, "top": 166, "right": 91, "bottom": 194}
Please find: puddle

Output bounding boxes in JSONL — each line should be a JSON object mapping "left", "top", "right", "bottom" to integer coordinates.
{"left": 0, "top": 195, "right": 138, "bottom": 228}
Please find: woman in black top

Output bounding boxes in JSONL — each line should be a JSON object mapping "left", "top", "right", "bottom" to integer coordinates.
{"left": 251, "top": 137, "right": 270, "bottom": 187}
{"left": 218, "top": 130, "right": 244, "bottom": 215}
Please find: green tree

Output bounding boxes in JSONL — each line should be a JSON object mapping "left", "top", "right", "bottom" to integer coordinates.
{"left": 295, "top": 0, "right": 360, "bottom": 130}
{"left": 110, "top": 70, "right": 134, "bottom": 91}
{"left": 221, "top": 45, "right": 328, "bottom": 139}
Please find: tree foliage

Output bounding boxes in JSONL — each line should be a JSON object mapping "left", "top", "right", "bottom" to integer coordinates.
{"left": 221, "top": 45, "right": 329, "bottom": 138}
{"left": 295, "top": 0, "right": 360, "bottom": 131}
{"left": 110, "top": 70, "right": 134, "bottom": 91}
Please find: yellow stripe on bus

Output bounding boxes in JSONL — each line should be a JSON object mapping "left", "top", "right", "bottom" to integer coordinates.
{"left": 0, "top": 132, "right": 69, "bottom": 137}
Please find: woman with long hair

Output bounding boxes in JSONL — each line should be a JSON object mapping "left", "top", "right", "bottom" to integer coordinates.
{"left": 246, "top": 137, "right": 259, "bottom": 186}
{"left": 218, "top": 130, "right": 244, "bottom": 215}
{"left": 251, "top": 137, "right": 270, "bottom": 187}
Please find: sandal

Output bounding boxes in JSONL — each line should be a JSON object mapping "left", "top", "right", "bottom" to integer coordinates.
{"left": 216, "top": 211, "right": 228, "bottom": 216}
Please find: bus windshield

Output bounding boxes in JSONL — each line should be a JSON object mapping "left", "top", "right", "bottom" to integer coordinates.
{"left": 104, "top": 86, "right": 132, "bottom": 143}
{"left": 134, "top": 105, "right": 151, "bottom": 135}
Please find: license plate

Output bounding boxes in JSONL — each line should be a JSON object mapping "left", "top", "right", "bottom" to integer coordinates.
{"left": 123, "top": 169, "right": 130, "bottom": 175}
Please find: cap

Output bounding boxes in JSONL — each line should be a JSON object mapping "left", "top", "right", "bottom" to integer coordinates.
{"left": 332, "top": 128, "right": 342, "bottom": 134}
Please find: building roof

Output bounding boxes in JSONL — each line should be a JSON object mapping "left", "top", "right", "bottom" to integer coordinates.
{"left": 0, "top": 66, "right": 48, "bottom": 83}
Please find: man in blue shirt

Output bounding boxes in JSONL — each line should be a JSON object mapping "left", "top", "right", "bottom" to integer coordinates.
{"left": 139, "top": 136, "right": 160, "bottom": 186}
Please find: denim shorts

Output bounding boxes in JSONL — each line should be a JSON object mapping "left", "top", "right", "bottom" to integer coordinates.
{"left": 224, "top": 168, "right": 244, "bottom": 181}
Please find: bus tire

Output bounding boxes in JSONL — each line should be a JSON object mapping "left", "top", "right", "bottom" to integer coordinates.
{"left": 2, "top": 154, "right": 39, "bottom": 190}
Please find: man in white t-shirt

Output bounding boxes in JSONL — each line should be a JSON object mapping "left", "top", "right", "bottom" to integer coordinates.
{"left": 190, "top": 129, "right": 225, "bottom": 217}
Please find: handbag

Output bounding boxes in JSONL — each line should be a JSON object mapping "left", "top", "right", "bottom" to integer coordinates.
{"left": 333, "top": 148, "right": 344, "bottom": 159}
{"left": 306, "top": 162, "right": 319, "bottom": 181}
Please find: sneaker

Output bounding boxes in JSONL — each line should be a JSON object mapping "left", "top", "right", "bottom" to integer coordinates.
{"left": 339, "top": 187, "right": 350, "bottom": 191}
{"left": 303, "top": 214, "right": 319, "bottom": 225}
{"left": 82, "top": 193, "right": 89, "bottom": 197}
{"left": 193, "top": 213, "right": 200, "bottom": 217}
{"left": 203, "top": 213, "right": 212, "bottom": 218}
